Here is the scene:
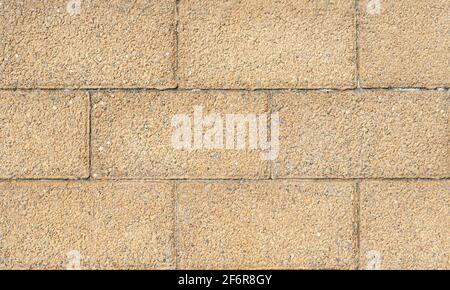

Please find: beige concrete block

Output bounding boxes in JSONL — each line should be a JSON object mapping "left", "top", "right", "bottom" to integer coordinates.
{"left": 0, "top": 90, "right": 89, "bottom": 179}
{"left": 0, "top": 181, "right": 175, "bottom": 269}
{"left": 0, "top": 0, "right": 176, "bottom": 88}
{"left": 177, "top": 181, "right": 357, "bottom": 269}
{"left": 178, "top": 0, "right": 356, "bottom": 89}
{"left": 92, "top": 91, "right": 270, "bottom": 179}
{"left": 273, "top": 90, "right": 449, "bottom": 178}
{"left": 360, "top": 181, "right": 450, "bottom": 270}
{"left": 359, "top": 0, "right": 450, "bottom": 88}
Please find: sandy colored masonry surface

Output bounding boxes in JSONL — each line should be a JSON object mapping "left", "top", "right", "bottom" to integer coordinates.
{"left": 0, "top": 0, "right": 449, "bottom": 269}
{"left": 272, "top": 90, "right": 449, "bottom": 178}
{"left": 360, "top": 181, "right": 450, "bottom": 270}
{"left": 178, "top": 0, "right": 356, "bottom": 89}
{"left": 0, "top": 0, "right": 176, "bottom": 88}
{"left": 0, "top": 90, "right": 89, "bottom": 179}
{"left": 359, "top": 0, "right": 450, "bottom": 88}
{"left": 91, "top": 90, "right": 270, "bottom": 179}
{"left": 177, "top": 181, "right": 357, "bottom": 269}
{"left": 0, "top": 182, "right": 175, "bottom": 269}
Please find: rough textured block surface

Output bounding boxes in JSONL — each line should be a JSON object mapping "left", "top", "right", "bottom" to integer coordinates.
{"left": 273, "top": 90, "right": 449, "bottom": 178}
{"left": 178, "top": 0, "right": 356, "bottom": 89}
{"left": 359, "top": 0, "right": 450, "bottom": 88}
{"left": 0, "top": 0, "right": 448, "bottom": 271}
{"left": 92, "top": 91, "right": 270, "bottom": 179}
{"left": 360, "top": 181, "right": 450, "bottom": 270}
{"left": 177, "top": 181, "right": 357, "bottom": 269}
{"left": 0, "top": 90, "right": 89, "bottom": 179}
{"left": 0, "top": 0, "right": 176, "bottom": 88}
{"left": 0, "top": 181, "right": 175, "bottom": 269}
